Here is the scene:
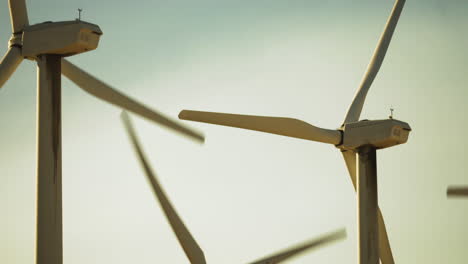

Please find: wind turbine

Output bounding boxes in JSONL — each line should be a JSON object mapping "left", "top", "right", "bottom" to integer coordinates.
{"left": 0, "top": 1, "right": 203, "bottom": 264}
{"left": 121, "top": 111, "right": 347, "bottom": 264}
{"left": 447, "top": 186, "right": 468, "bottom": 198}
{"left": 178, "top": 1, "right": 409, "bottom": 264}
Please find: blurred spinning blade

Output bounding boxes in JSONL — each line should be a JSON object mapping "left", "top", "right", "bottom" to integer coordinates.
{"left": 447, "top": 186, "right": 468, "bottom": 198}
{"left": 121, "top": 111, "right": 206, "bottom": 264}
{"left": 62, "top": 59, "right": 204, "bottom": 142}
{"left": 247, "top": 228, "right": 346, "bottom": 264}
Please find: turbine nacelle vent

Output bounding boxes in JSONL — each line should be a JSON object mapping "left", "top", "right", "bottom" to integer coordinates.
{"left": 340, "top": 119, "right": 411, "bottom": 150}
{"left": 22, "top": 21, "right": 102, "bottom": 59}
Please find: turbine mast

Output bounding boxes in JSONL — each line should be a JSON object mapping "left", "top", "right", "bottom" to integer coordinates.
{"left": 357, "top": 146, "right": 379, "bottom": 264}
{"left": 36, "top": 55, "right": 63, "bottom": 264}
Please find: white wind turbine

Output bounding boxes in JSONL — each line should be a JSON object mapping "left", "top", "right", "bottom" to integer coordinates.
{"left": 121, "top": 111, "right": 347, "bottom": 264}
{"left": 0, "top": 1, "right": 203, "bottom": 264}
{"left": 178, "top": 1, "right": 409, "bottom": 264}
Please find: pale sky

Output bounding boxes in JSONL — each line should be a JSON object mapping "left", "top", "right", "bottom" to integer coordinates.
{"left": 1, "top": 0, "right": 468, "bottom": 263}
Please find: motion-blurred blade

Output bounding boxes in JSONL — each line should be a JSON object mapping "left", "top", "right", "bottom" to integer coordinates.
{"left": 447, "top": 186, "right": 468, "bottom": 197}
{"left": 0, "top": 47, "right": 23, "bottom": 89}
{"left": 121, "top": 111, "right": 206, "bottom": 264}
{"left": 247, "top": 229, "right": 346, "bottom": 264}
{"left": 343, "top": 0, "right": 406, "bottom": 124}
{"left": 179, "top": 110, "right": 341, "bottom": 145}
{"left": 62, "top": 59, "right": 203, "bottom": 142}
{"left": 8, "top": 0, "right": 29, "bottom": 33}
{"left": 341, "top": 150, "right": 394, "bottom": 264}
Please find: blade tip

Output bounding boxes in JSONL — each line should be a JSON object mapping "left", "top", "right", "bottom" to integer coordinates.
{"left": 179, "top": 110, "right": 205, "bottom": 143}
{"left": 194, "top": 134, "right": 205, "bottom": 144}
{"left": 447, "top": 186, "right": 457, "bottom": 196}
{"left": 178, "top": 110, "right": 190, "bottom": 120}
{"left": 329, "top": 228, "right": 347, "bottom": 242}
{"left": 120, "top": 110, "right": 131, "bottom": 124}
{"left": 339, "top": 228, "right": 347, "bottom": 237}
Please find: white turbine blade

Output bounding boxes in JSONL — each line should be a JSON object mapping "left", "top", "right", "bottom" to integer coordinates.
{"left": 8, "top": 0, "right": 29, "bottom": 33}
{"left": 247, "top": 229, "right": 346, "bottom": 264}
{"left": 343, "top": 0, "right": 406, "bottom": 124}
{"left": 0, "top": 47, "right": 23, "bottom": 89}
{"left": 121, "top": 111, "right": 206, "bottom": 264}
{"left": 61, "top": 59, "right": 204, "bottom": 142}
{"left": 341, "top": 150, "right": 394, "bottom": 264}
{"left": 179, "top": 110, "right": 341, "bottom": 145}
{"left": 447, "top": 186, "right": 468, "bottom": 198}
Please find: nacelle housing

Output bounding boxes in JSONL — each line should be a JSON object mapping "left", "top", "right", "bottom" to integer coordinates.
{"left": 341, "top": 119, "right": 411, "bottom": 150}
{"left": 22, "top": 21, "right": 102, "bottom": 59}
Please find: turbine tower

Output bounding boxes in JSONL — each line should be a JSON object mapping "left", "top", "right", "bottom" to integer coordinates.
{"left": 0, "top": 1, "right": 203, "bottom": 264}
{"left": 121, "top": 111, "right": 347, "bottom": 263}
{"left": 178, "top": 1, "right": 408, "bottom": 264}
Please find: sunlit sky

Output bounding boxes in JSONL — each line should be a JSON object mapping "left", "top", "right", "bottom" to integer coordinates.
{"left": 1, "top": 0, "right": 468, "bottom": 263}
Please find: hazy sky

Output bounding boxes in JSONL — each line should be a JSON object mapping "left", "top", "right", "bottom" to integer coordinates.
{"left": 1, "top": 0, "right": 468, "bottom": 263}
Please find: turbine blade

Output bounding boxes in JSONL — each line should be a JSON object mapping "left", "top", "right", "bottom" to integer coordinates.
{"left": 61, "top": 59, "right": 204, "bottom": 142}
{"left": 341, "top": 150, "right": 395, "bottom": 264}
{"left": 0, "top": 46, "right": 23, "bottom": 89}
{"left": 447, "top": 186, "right": 468, "bottom": 197}
{"left": 8, "top": 0, "right": 29, "bottom": 33}
{"left": 121, "top": 111, "right": 206, "bottom": 264}
{"left": 179, "top": 110, "right": 341, "bottom": 145}
{"left": 377, "top": 209, "right": 394, "bottom": 264}
{"left": 343, "top": 0, "right": 406, "bottom": 124}
{"left": 342, "top": 150, "right": 357, "bottom": 190}
{"left": 247, "top": 229, "right": 346, "bottom": 264}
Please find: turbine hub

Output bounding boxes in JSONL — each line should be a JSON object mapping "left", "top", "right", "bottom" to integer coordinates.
{"left": 338, "top": 119, "right": 411, "bottom": 151}
{"left": 8, "top": 33, "right": 23, "bottom": 48}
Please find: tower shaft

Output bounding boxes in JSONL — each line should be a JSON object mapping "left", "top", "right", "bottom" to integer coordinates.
{"left": 357, "top": 145, "right": 379, "bottom": 264}
{"left": 36, "top": 55, "right": 62, "bottom": 264}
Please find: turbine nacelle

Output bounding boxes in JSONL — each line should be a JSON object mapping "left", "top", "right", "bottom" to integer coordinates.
{"left": 340, "top": 119, "right": 411, "bottom": 151}
{"left": 20, "top": 20, "right": 102, "bottom": 59}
